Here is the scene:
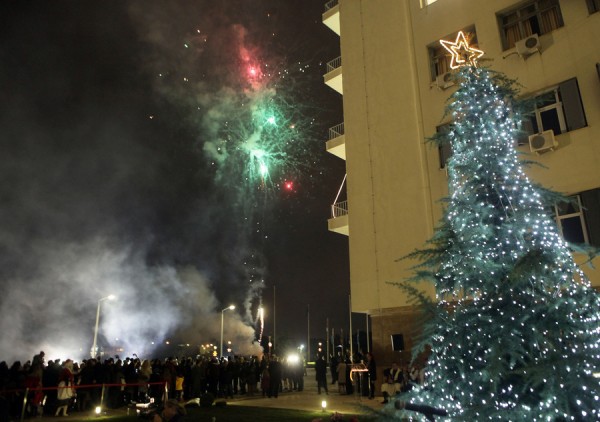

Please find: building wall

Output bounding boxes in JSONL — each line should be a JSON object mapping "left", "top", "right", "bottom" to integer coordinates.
{"left": 328, "top": 0, "right": 600, "bottom": 388}
{"left": 340, "top": 0, "right": 436, "bottom": 316}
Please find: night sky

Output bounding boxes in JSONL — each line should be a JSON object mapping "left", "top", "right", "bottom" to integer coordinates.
{"left": 0, "top": 0, "right": 353, "bottom": 362}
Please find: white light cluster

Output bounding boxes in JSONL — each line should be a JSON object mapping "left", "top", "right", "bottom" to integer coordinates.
{"left": 398, "top": 64, "right": 600, "bottom": 421}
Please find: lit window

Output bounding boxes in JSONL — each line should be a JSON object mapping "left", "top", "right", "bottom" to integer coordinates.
{"left": 497, "top": 0, "right": 563, "bottom": 50}
{"left": 587, "top": 0, "right": 600, "bottom": 14}
{"left": 518, "top": 78, "right": 587, "bottom": 144}
{"left": 429, "top": 27, "right": 478, "bottom": 82}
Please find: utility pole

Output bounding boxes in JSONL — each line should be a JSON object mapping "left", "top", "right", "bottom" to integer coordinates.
{"left": 307, "top": 304, "right": 311, "bottom": 362}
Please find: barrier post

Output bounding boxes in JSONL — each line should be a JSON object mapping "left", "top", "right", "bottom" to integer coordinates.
{"left": 20, "top": 388, "right": 29, "bottom": 422}
{"left": 100, "top": 384, "right": 106, "bottom": 410}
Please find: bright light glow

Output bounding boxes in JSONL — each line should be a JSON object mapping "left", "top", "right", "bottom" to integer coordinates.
{"left": 257, "top": 307, "right": 265, "bottom": 343}
{"left": 321, "top": 400, "right": 327, "bottom": 411}
{"left": 259, "top": 163, "right": 268, "bottom": 176}
{"left": 95, "top": 406, "right": 102, "bottom": 415}
{"left": 287, "top": 354, "right": 299, "bottom": 364}
{"left": 439, "top": 31, "right": 484, "bottom": 69}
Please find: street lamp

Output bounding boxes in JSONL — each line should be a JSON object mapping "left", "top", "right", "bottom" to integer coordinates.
{"left": 220, "top": 305, "right": 235, "bottom": 359}
{"left": 91, "top": 295, "right": 116, "bottom": 358}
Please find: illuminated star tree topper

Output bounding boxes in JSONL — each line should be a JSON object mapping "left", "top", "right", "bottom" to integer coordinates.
{"left": 439, "top": 30, "right": 484, "bottom": 69}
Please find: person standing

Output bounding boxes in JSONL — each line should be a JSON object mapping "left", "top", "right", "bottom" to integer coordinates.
{"left": 55, "top": 360, "right": 75, "bottom": 416}
{"left": 268, "top": 355, "right": 282, "bottom": 398}
{"left": 329, "top": 353, "right": 338, "bottom": 385}
{"left": 366, "top": 352, "right": 377, "bottom": 400}
{"left": 336, "top": 359, "right": 347, "bottom": 394}
{"left": 315, "top": 354, "right": 328, "bottom": 395}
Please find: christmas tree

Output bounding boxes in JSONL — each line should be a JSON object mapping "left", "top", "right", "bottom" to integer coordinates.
{"left": 392, "top": 33, "right": 600, "bottom": 421}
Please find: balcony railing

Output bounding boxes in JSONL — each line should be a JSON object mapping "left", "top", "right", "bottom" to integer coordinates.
{"left": 325, "top": 0, "right": 339, "bottom": 11}
{"left": 328, "top": 122, "right": 345, "bottom": 140}
{"left": 326, "top": 56, "right": 342, "bottom": 73}
{"left": 331, "top": 200, "right": 348, "bottom": 218}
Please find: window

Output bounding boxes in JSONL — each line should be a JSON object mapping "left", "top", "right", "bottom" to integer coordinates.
{"left": 429, "top": 27, "right": 478, "bottom": 81}
{"left": 436, "top": 122, "right": 453, "bottom": 169}
{"left": 518, "top": 78, "right": 587, "bottom": 144}
{"left": 555, "top": 196, "right": 588, "bottom": 244}
{"left": 497, "top": 0, "right": 564, "bottom": 50}
{"left": 555, "top": 189, "right": 600, "bottom": 247}
{"left": 587, "top": 0, "right": 600, "bottom": 14}
{"left": 421, "top": 0, "right": 439, "bottom": 6}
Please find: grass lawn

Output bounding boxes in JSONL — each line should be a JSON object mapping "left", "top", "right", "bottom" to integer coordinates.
{"left": 56, "top": 405, "right": 379, "bottom": 422}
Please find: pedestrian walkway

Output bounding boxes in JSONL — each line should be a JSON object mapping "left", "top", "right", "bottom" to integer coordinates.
{"left": 228, "top": 368, "right": 381, "bottom": 416}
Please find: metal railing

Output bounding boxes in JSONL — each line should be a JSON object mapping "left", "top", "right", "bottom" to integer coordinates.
{"left": 326, "top": 56, "right": 342, "bottom": 73}
{"left": 325, "top": 0, "right": 339, "bottom": 11}
{"left": 331, "top": 200, "right": 348, "bottom": 218}
{"left": 328, "top": 122, "right": 345, "bottom": 140}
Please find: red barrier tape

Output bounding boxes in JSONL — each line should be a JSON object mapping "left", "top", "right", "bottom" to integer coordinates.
{"left": 0, "top": 381, "right": 167, "bottom": 395}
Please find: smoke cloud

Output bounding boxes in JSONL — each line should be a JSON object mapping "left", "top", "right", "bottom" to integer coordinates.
{"left": 0, "top": 0, "right": 348, "bottom": 365}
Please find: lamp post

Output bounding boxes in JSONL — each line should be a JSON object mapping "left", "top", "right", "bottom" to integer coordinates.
{"left": 91, "top": 295, "right": 116, "bottom": 358}
{"left": 220, "top": 305, "right": 235, "bottom": 359}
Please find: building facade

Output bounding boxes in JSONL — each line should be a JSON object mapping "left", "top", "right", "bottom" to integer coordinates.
{"left": 322, "top": 0, "right": 600, "bottom": 386}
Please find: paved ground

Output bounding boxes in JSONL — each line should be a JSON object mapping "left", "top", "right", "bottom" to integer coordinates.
{"left": 19, "top": 368, "right": 383, "bottom": 422}
{"left": 227, "top": 368, "right": 382, "bottom": 415}
{"left": 21, "top": 369, "right": 384, "bottom": 420}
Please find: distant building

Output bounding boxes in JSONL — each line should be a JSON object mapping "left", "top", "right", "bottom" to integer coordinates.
{"left": 322, "top": 0, "right": 600, "bottom": 385}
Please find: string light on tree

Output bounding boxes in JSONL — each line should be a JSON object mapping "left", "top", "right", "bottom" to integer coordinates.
{"left": 394, "top": 33, "right": 600, "bottom": 421}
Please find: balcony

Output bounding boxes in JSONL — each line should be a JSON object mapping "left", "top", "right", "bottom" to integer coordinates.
{"left": 324, "top": 56, "right": 343, "bottom": 94}
{"left": 323, "top": 0, "right": 340, "bottom": 36}
{"left": 326, "top": 122, "right": 345, "bottom": 160}
{"left": 328, "top": 200, "right": 349, "bottom": 236}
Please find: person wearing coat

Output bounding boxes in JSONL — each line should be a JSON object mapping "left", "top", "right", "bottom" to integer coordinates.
{"left": 315, "top": 354, "right": 328, "bottom": 395}
{"left": 55, "top": 360, "right": 75, "bottom": 416}
{"left": 366, "top": 352, "right": 377, "bottom": 400}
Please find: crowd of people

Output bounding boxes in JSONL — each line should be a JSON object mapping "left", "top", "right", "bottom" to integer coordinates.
{"left": 328, "top": 351, "right": 427, "bottom": 404}
{"left": 0, "top": 349, "right": 425, "bottom": 420}
{"left": 0, "top": 351, "right": 306, "bottom": 420}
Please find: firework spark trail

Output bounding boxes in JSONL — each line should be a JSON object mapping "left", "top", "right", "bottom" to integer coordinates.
{"left": 255, "top": 306, "right": 265, "bottom": 343}
{"left": 151, "top": 16, "right": 321, "bottom": 336}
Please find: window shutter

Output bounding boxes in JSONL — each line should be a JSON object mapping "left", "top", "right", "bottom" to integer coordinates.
{"left": 439, "top": 142, "right": 452, "bottom": 169}
{"left": 559, "top": 78, "right": 587, "bottom": 131}
{"left": 581, "top": 188, "right": 600, "bottom": 248}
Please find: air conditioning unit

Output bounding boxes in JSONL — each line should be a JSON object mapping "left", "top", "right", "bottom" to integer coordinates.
{"left": 515, "top": 34, "right": 541, "bottom": 57}
{"left": 435, "top": 72, "right": 455, "bottom": 89}
{"left": 529, "top": 130, "right": 557, "bottom": 154}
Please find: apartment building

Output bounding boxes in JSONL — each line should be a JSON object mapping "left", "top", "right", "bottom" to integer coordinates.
{"left": 322, "top": 0, "right": 600, "bottom": 381}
